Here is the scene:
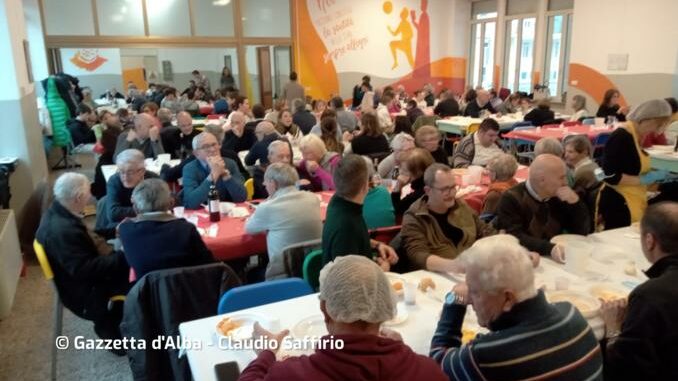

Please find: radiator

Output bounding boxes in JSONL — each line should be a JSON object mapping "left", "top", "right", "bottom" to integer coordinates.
{"left": 0, "top": 209, "right": 22, "bottom": 319}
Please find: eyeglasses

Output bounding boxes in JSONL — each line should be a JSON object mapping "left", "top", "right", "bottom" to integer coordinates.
{"left": 198, "top": 142, "right": 219, "bottom": 150}
{"left": 431, "top": 185, "right": 457, "bottom": 194}
{"left": 119, "top": 168, "right": 144, "bottom": 177}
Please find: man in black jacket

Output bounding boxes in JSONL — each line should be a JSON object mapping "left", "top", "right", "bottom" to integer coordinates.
{"left": 67, "top": 103, "right": 96, "bottom": 146}
{"left": 36, "top": 173, "right": 130, "bottom": 347}
{"left": 601, "top": 202, "right": 678, "bottom": 380}
{"left": 464, "top": 89, "right": 496, "bottom": 118}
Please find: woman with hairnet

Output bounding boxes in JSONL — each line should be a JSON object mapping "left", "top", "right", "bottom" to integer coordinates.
{"left": 238, "top": 255, "right": 447, "bottom": 381}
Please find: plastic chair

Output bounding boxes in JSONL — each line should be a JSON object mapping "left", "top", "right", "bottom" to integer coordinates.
{"left": 217, "top": 278, "right": 314, "bottom": 314}
{"left": 466, "top": 123, "right": 481, "bottom": 135}
{"left": 592, "top": 132, "right": 612, "bottom": 162}
{"left": 369, "top": 225, "right": 402, "bottom": 244}
{"left": 244, "top": 178, "right": 254, "bottom": 201}
{"left": 511, "top": 126, "right": 537, "bottom": 164}
{"left": 582, "top": 118, "right": 596, "bottom": 125}
{"left": 302, "top": 250, "right": 323, "bottom": 291}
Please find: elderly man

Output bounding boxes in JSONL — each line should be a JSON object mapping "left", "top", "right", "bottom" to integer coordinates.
{"left": 452, "top": 118, "right": 504, "bottom": 168}
{"left": 244, "top": 121, "right": 281, "bottom": 166}
{"left": 161, "top": 111, "right": 200, "bottom": 160}
{"left": 401, "top": 164, "right": 501, "bottom": 272}
{"left": 377, "top": 132, "right": 416, "bottom": 179}
{"left": 156, "top": 107, "right": 173, "bottom": 129}
{"left": 118, "top": 179, "right": 213, "bottom": 279}
{"left": 221, "top": 111, "right": 256, "bottom": 154}
{"left": 322, "top": 154, "right": 398, "bottom": 270}
{"left": 600, "top": 202, "right": 678, "bottom": 380}
{"left": 534, "top": 137, "right": 564, "bottom": 157}
{"left": 239, "top": 255, "right": 448, "bottom": 381}
{"left": 182, "top": 132, "right": 246, "bottom": 208}
{"left": 245, "top": 163, "right": 322, "bottom": 279}
{"left": 252, "top": 140, "right": 294, "bottom": 199}
{"left": 99, "top": 149, "right": 158, "bottom": 231}
{"left": 330, "top": 96, "right": 359, "bottom": 132}
{"left": 463, "top": 89, "right": 496, "bottom": 118}
{"left": 114, "top": 113, "right": 164, "bottom": 159}
{"left": 430, "top": 235, "right": 602, "bottom": 380}
{"left": 496, "top": 154, "right": 590, "bottom": 261}
{"left": 36, "top": 173, "right": 129, "bottom": 345}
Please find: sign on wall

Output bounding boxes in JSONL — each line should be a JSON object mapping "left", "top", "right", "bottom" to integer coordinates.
{"left": 60, "top": 48, "right": 122, "bottom": 75}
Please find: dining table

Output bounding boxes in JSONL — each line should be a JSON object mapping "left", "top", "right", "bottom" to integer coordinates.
{"left": 503, "top": 124, "right": 616, "bottom": 143}
{"left": 645, "top": 145, "right": 678, "bottom": 172}
{"left": 101, "top": 158, "right": 182, "bottom": 182}
{"left": 178, "top": 226, "right": 648, "bottom": 381}
{"left": 436, "top": 113, "right": 572, "bottom": 136}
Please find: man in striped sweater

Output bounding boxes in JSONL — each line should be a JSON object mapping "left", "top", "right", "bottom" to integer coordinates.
{"left": 430, "top": 235, "right": 603, "bottom": 380}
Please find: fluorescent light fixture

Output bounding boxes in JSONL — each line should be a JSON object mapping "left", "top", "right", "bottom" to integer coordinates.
{"left": 212, "top": 0, "right": 231, "bottom": 6}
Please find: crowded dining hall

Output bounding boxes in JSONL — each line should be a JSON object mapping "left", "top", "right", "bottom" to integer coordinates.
{"left": 1, "top": 0, "right": 677, "bottom": 380}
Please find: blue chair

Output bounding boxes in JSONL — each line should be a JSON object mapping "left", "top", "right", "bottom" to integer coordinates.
{"left": 510, "top": 126, "right": 537, "bottom": 163}
{"left": 217, "top": 278, "right": 314, "bottom": 314}
{"left": 582, "top": 118, "right": 596, "bottom": 125}
{"left": 592, "top": 132, "right": 612, "bottom": 163}
{"left": 501, "top": 121, "right": 532, "bottom": 150}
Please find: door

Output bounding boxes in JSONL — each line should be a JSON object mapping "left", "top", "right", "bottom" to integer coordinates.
{"left": 257, "top": 46, "right": 273, "bottom": 109}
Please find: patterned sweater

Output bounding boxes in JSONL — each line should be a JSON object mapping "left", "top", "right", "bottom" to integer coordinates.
{"left": 430, "top": 291, "right": 603, "bottom": 381}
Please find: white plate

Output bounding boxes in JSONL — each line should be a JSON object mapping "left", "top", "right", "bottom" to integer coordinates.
{"left": 384, "top": 272, "right": 405, "bottom": 297}
{"left": 382, "top": 303, "right": 409, "bottom": 326}
{"left": 550, "top": 234, "right": 589, "bottom": 246}
{"left": 546, "top": 290, "right": 601, "bottom": 318}
{"left": 292, "top": 314, "right": 328, "bottom": 339}
{"left": 589, "top": 283, "right": 628, "bottom": 302}
{"left": 214, "top": 313, "right": 269, "bottom": 342}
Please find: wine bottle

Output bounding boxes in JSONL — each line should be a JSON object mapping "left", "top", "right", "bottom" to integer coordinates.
{"left": 208, "top": 183, "right": 220, "bottom": 222}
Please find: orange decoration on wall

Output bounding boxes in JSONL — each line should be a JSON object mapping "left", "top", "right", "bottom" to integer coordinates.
{"left": 569, "top": 63, "right": 628, "bottom": 107}
{"left": 69, "top": 49, "right": 108, "bottom": 72}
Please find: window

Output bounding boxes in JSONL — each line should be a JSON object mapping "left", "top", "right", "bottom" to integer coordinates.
{"left": 544, "top": 13, "right": 572, "bottom": 96}
{"left": 503, "top": 17, "right": 535, "bottom": 93}
{"left": 146, "top": 0, "right": 191, "bottom": 36}
{"left": 241, "top": 0, "right": 291, "bottom": 38}
{"left": 469, "top": 1, "right": 497, "bottom": 90}
{"left": 96, "top": 0, "right": 145, "bottom": 36}
{"left": 192, "top": 0, "right": 235, "bottom": 37}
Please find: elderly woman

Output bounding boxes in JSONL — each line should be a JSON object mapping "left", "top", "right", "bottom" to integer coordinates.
{"left": 97, "top": 149, "right": 157, "bottom": 232}
{"left": 482, "top": 153, "right": 519, "bottom": 215}
{"left": 119, "top": 179, "right": 213, "bottom": 279}
{"left": 392, "top": 147, "right": 434, "bottom": 216}
{"left": 349, "top": 113, "right": 390, "bottom": 156}
{"left": 569, "top": 95, "right": 588, "bottom": 122}
{"left": 430, "top": 235, "right": 602, "bottom": 380}
{"left": 297, "top": 134, "right": 340, "bottom": 191}
{"left": 240, "top": 255, "right": 447, "bottom": 380}
{"left": 378, "top": 132, "right": 416, "bottom": 179}
{"left": 534, "top": 137, "right": 564, "bottom": 157}
{"left": 598, "top": 99, "right": 673, "bottom": 229}
{"left": 597, "top": 88, "right": 629, "bottom": 122}
{"left": 563, "top": 134, "right": 600, "bottom": 196}
{"left": 415, "top": 125, "right": 448, "bottom": 164}
{"left": 361, "top": 156, "right": 395, "bottom": 229}
{"left": 275, "top": 109, "right": 302, "bottom": 145}
{"left": 245, "top": 163, "right": 322, "bottom": 280}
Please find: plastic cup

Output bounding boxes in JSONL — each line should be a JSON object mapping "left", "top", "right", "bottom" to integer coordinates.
{"left": 403, "top": 282, "right": 417, "bottom": 305}
{"left": 564, "top": 241, "right": 592, "bottom": 274}
{"left": 157, "top": 153, "right": 171, "bottom": 165}
{"left": 173, "top": 206, "right": 185, "bottom": 218}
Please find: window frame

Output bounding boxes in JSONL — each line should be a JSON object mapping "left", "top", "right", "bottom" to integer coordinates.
{"left": 468, "top": 14, "right": 498, "bottom": 90}
{"left": 543, "top": 9, "right": 573, "bottom": 98}
{"left": 502, "top": 13, "right": 538, "bottom": 93}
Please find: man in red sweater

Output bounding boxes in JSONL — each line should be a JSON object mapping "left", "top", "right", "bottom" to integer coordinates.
{"left": 238, "top": 255, "right": 447, "bottom": 381}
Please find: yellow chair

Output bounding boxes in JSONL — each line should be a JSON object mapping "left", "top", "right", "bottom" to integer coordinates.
{"left": 466, "top": 123, "right": 481, "bottom": 135}
{"left": 244, "top": 178, "right": 254, "bottom": 201}
{"left": 33, "top": 240, "right": 62, "bottom": 381}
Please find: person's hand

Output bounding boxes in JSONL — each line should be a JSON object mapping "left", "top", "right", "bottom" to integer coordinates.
{"left": 375, "top": 256, "right": 391, "bottom": 272}
{"left": 306, "top": 160, "right": 319, "bottom": 174}
{"left": 379, "top": 327, "right": 403, "bottom": 341}
{"left": 528, "top": 251, "right": 541, "bottom": 268}
{"left": 619, "top": 105, "right": 630, "bottom": 115}
{"left": 342, "top": 131, "right": 353, "bottom": 142}
{"left": 297, "top": 179, "right": 311, "bottom": 187}
{"left": 208, "top": 156, "right": 227, "bottom": 181}
{"left": 551, "top": 244, "right": 566, "bottom": 263}
{"left": 252, "top": 322, "right": 289, "bottom": 355}
{"left": 555, "top": 186, "right": 579, "bottom": 204}
{"left": 376, "top": 242, "right": 398, "bottom": 265}
{"left": 149, "top": 126, "right": 160, "bottom": 141}
{"left": 126, "top": 129, "right": 137, "bottom": 142}
{"left": 600, "top": 298, "right": 627, "bottom": 337}
{"left": 452, "top": 283, "right": 469, "bottom": 305}
{"left": 639, "top": 170, "right": 670, "bottom": 185}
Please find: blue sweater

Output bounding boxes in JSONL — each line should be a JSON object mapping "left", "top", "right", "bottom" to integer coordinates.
{"left": 105, "top": 172, "right": 158, "bottom": 225}
{"left": 430, "top": 291, "right": 603, "bottom": 381}
{"left": 181, "top": 157, "right": 247, "bottom": 208}
{"left": 119, "top": 214, "right": 214, "bottom": 279}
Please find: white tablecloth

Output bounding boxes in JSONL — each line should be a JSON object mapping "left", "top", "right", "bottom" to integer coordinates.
{"left": 436, "top": 113, "right": 572, "bottom": 135}
{"left": 237, "top": 147, "right": 303, "bottom": 168}
{"left": 101, "top": 159, "right": 181, "bottom": 182}
{"left": 179, "top": 225, "right": 645, "bottom": 381}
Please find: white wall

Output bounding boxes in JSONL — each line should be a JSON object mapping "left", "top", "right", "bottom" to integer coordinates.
{"left": 570, "top": 0, "right": 678, "bottom": 75}
{"left": 22, "top": 0, "right": 49, "bottom": 87}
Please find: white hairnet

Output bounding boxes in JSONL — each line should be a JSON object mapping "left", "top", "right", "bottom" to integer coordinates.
{"left": 319, "top": 255, "right": 396, "bottom": 324}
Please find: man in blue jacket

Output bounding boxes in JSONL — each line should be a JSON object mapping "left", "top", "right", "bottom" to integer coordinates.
{"left": 182, "top": 132, "right": 247, "bottom": 208}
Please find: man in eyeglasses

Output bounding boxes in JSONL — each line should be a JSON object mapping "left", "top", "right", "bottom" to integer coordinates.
{"left": 181, "top": 132, "right": 247, "bottom": 209}
{"left": 401, "top": 163, "right": 503, "bottom": 272}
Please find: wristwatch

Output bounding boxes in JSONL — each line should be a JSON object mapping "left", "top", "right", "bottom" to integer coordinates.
{"left": 444, "top": 291, "right": 459, "bottom": 306}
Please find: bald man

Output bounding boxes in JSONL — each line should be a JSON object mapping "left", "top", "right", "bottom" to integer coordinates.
{"left": 495, "top": 154, "right": 590, "bottom": 262}
{"left": 221, "top": 111, "right": 256, "bottom": 155}
{"left": 161, "top": 111, "right": 200, "bottom": 159}
{"left": 114, "top": 113, "right": 165, "bottom": 159}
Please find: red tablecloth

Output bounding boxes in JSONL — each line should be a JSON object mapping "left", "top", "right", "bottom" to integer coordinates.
{"left": 199, "top": 105, "right": 214, "bottom": 116}
{"left": 503, "top": 125, "right": 615, "bottom": 142}
{"left": 186, "top": 191, "right": 334, "bottom": 261}
{"left": 455, "top": 166, "right": 529, "bottom": 213}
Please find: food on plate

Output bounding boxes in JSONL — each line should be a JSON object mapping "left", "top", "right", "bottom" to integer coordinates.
{"left": 216, "top": 317, "right": 242, "bottom": 336}
{"left": 391, "top": 280, "right": 403, "bottom": 292}
{"left": 546, "top": 291, "right": 601, "bottom": 318}
{"left": 624, "top": 261, "right": 637, "bottom": 276}
{"left": 418, "top": 277, "right": 436, "bottom": 292}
